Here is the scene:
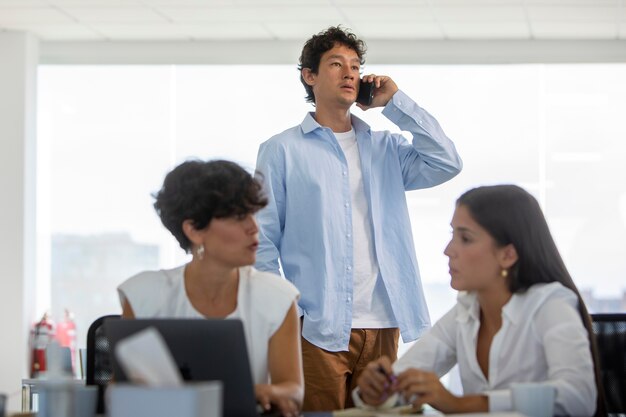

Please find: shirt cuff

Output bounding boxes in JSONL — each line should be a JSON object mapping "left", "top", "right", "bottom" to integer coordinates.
{"left": 381, "top": 90, "right": 430, "bottom": 133}
{"left": 487, "top": 389, "right": 512, "bottom": 412}
{"left": 351, "top": 388, "right": 369, "bottom": 409}
{"left": 351, "top": 388, "right": 399, "bottom": 410}
{"left": 382, "top": 90, "right": 409, "bottom": 119}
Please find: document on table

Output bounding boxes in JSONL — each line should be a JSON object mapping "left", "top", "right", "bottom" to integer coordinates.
{"left": 333, "top": 404, "right": 424, "bottom": 417}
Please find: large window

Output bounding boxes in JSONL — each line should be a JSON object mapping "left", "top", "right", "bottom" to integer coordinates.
{"left": 38, "top": 64, "right": 626, "bottom": 351}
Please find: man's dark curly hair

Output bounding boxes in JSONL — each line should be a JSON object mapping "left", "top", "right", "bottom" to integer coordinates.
{"left": 153, "top": 159, "right": 268, "bottom": 253}
{"left": 298, "top": 26, "right": 366, "bottom": 104}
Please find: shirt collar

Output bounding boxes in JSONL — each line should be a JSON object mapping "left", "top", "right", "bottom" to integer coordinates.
{"left": 503, "top": 282, "right": 575, "bottom": 326}
{"left": 455, "top": 282, "right": 572, "bottom": 326}
{"left": 455, "top": 291, "right": 480, "bottom": 324}
{"left": 501, "top": 292, "right": 524, "bottom": 325}
{"left": 300, "top": 112, "right": 371, "bottom": 136}
{"left": 300, "top": 112, "right": 320, "bottom": 134}
{"left": 455, "top": 290, "right": 523, "bottom": 326}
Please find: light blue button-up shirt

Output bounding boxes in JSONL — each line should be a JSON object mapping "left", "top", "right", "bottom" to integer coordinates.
{"left": 255, "top": 90, "right": 463, "bottom": 351}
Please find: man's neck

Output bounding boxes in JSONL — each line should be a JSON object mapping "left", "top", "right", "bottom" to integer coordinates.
{"left": 314, "top": 104, "right": 352, "bottom": 133}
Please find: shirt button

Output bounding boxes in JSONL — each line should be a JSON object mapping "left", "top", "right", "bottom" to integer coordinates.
{"left": 342, "top": 171, "right": 347, "bottom": 176}
{"left": 347, "top": 266, "right": 352, "bottom": 271}
{"left": 347, "top": 296, "right": 352, "bottom": 302}
{"left": 347, "top": 233, "right": 351, "bottom": 238}
{"left": 344, "top": 202, "right": 349, "bottom": 208}
{"left": 398, "top": 101, "right": 402, "bottom": 106}
{"left": 418, "top": 120, "right": 424, "bottom": 125}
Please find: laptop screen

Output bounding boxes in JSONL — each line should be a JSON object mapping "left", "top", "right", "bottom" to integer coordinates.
{"left": 104, "top": 318, "right": 259, "bottom": 417}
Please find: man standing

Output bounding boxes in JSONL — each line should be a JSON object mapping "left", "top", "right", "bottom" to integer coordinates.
{"left": 255, "top": 26, "right": 462, "bottom": 411}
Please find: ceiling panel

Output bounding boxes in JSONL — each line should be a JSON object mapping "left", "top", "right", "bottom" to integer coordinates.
{"left": 233, "top": 0, "right": 333, "bottom": 4}
{"left": 443, "top": 21, "right": 530, "bottom": 39}
{"left": 0, "top": 22, "right": 101, "bottom": 39}
{"left": 334, "top": 0, "right": 428, "bottom": 4}
{"left": 180, "top": 22, "right": 273, "bottom": 40}
{"left": 0, "top": 0, "right": 624, "bottom": 42}
{"left": 138, "top": 0, "right": 236, "bottom": 4}
{"left": 527, "top": 6, "right": 617, "bottom": 20}
{"left": 338, "top": 6, "right": 433, "bottom": 21}
{"left": 61, "top": 6, "right": 168, "bottom": 23}
{"left": 433, "top": 0, "right": 522, "bottom": 4}
{"left": 432, "top": 6, "right": 526, "bottom": 20}
{"left": 156, "top": 5, "right": 343, "bottom": 23}
{"left": 91, "top": 23, "right": 189, "bottom": 40}
{"left": 353, "top": 20, "right": 443, "bottom": 39}
{"left": 0, "top": 7, "right": 74, "bottom": 24}
{"left": 0, "top": 0, "right": 47, "bottom": 5}
{"left": 48, "top": 0, "right": 139, "bottom": 5}
{"left": 524, "top": 0, "right": 616, "bottom": 4}
{"left": 265, "top": 21, "right": 352, "bottom": 39}
{"left": 532, "top": 21, "right": 618, "bottom": 38}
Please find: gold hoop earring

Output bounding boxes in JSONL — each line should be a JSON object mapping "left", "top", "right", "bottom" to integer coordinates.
{"left": 501, "top": 269, "right": 508, "bottom": 278}
{"left": 196, "top": 244, "right": 205, "bottom": 261}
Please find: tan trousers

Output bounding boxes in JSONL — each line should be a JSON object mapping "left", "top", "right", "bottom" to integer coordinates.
{"left": 301, "top": 328, "right": 400, "bottom": 411}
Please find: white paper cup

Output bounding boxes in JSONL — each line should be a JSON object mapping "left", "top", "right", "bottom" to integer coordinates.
{"left": 39, "top": 384, "right": 97, "bottom": 417}
{"left": 511, "top": 382, "right": 556, "bottom": 417}
{"left": 75, "top": 385, "right": 97, "bottom": 417}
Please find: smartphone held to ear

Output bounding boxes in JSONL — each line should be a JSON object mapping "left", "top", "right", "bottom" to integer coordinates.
{"left": 356, "top": 79, "right": 375, "bottom": 106}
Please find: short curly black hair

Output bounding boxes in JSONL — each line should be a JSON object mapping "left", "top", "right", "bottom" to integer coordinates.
{"left": 298, "top": 26, "right": 366, "bottom": 104}
{"left": 153, "top": 159, "right": 268, "bottom": 253}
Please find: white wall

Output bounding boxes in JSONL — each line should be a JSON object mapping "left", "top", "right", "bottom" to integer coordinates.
{"left": 0, "top": 31, "right": 38, "bottom": 412}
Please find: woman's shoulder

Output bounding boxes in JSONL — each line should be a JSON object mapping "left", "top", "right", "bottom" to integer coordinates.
{"left": 238, "top": 267, "right": 299, "bottom": 337}
{"left": 524, "top": 281, "right": 578, "bottom": 309}
{"left": 516, "top": 282, "right": 582, "bottom": 329}
{"left": 119, "top": 265, "right": 185, "bottom": 295}
{"left": 243, "top": 266, "right": 300, "bottom": 300}
{"left": 118, "top": 265, "right": 186, "bottom": 317}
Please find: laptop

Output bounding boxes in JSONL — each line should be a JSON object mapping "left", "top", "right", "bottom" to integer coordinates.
{"left": 104, "top": 318, "right": 260, "bottom": 417}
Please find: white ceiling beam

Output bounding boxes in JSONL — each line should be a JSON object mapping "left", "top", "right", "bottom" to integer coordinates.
{"left": 40, "top": 39, "right": 626, "bottom": 64}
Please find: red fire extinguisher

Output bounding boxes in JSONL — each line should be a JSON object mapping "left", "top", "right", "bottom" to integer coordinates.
{"left": 55, "top": 309, "right": 77, "bottom": 374}
{"left": 29, "top": 312, "right": 55, "bottom": 378}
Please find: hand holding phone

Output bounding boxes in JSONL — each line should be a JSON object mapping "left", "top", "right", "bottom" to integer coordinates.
{"left": 356, "top": 79, "right": 375, "bottom": 106}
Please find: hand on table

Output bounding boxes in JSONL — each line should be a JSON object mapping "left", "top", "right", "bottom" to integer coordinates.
{"left": 395, "top": 368, "right": 459, "bottom": 413}
{"left": 255, "top": 384, "right": 300, "bottom": 417}
{"left": 355, "top": 356, "right": 397, "bottom": 407}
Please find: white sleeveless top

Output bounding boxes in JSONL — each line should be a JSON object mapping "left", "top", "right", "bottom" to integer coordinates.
{"left": 117, "top": 265, "right": 300, "bottom": 385}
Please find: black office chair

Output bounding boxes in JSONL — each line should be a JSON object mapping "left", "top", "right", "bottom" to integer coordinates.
{"left": 86, "top": 314, "right": 121, "bottom": 414}
{"left": 591, "top": 313, "right": 626, "bottom": 415}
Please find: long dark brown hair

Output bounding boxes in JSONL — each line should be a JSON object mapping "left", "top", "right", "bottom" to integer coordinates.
{"left": 457, "top": 185, "right": 606, "bottom": 417}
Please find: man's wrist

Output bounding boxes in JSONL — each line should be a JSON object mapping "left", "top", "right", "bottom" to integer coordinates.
{"left": 351, "top": 387, "right": 369, "bottom": 409}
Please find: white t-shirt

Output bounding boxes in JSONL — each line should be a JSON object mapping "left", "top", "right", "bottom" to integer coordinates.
{"left": 117, "top": 265, "right": 299, "bottom": 385}
{"left": 335, "top": 128, "right": 396, "bottom": 328}
{"left": 393, "top": 282, "right": 597, "bottom": 416}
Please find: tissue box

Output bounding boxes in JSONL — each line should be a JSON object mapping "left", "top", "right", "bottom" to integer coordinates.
{"left": 108, "top": 382, "right": 222, "bottom": 417}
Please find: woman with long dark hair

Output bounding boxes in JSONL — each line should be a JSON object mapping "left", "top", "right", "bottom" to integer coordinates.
{"left": 355, "top": 184, "right": 603, "bottom": 416}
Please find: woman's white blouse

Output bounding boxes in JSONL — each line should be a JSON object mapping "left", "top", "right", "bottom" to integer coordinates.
{"left": 394, "top": 282, "right": 597, "bottom": 416}
{"left": 118, "top": 265, "right": 299, "bottom": 385}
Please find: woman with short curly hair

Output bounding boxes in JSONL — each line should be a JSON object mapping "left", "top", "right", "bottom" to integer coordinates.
{"left": 118, "top": 159, "right": 303, "bottom": 417}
